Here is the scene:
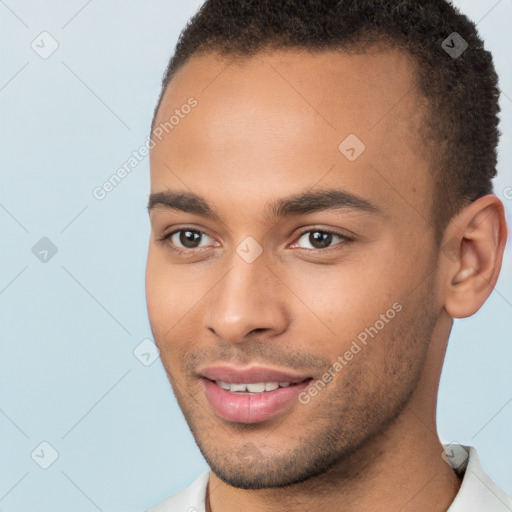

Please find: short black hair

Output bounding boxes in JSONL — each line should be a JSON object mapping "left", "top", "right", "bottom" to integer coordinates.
{"left": 152, "top": 0, "right": 501, "bottom": 241}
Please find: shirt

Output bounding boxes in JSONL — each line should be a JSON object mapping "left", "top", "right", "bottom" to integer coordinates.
{"left": 146, "top": 445, "right": 512, "bottom": 511}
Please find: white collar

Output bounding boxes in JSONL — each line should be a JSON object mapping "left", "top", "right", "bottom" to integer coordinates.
{"left": 446, "top": 445, "right": 511, "bottom": 511}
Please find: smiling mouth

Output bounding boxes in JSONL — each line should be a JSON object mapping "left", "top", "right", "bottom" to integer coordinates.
{"left": 201, "top": 376, "right": 314, "bottom": 423}
{"left": 206, "top": 378, "right": 313, "bottom": 395}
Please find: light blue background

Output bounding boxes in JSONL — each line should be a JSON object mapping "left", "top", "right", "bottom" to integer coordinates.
{"left": 0, "top": 1, "right": 510, "bottom": 511}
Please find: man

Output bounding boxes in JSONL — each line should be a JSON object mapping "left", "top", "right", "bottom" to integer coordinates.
{"left": 145, "top": 0, "right": 510, "bottom": 510}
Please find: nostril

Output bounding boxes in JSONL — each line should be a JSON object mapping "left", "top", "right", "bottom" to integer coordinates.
{"left": 249, "top": 328, "right": 266, "bottom": 335}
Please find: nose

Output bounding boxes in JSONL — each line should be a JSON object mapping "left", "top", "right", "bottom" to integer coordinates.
{"left": 204, "top": 251, "right": 289, "bottom": 344}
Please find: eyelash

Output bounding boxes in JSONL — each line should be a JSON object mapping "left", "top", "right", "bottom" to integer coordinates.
{"left": 156, "top": 227, "right": 352, "bottom": 256}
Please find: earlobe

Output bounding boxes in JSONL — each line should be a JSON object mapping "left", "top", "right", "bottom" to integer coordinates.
{"left": 442, "top": 195, "right": 507, "bottom": 319}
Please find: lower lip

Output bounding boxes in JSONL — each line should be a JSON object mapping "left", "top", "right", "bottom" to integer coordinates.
{"left": 202, "top": 378, "right": 311, "bottom": 423}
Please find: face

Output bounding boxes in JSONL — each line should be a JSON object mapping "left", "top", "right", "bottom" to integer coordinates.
{"left": 146, "top": 48, "right": 442, "bottom": 489}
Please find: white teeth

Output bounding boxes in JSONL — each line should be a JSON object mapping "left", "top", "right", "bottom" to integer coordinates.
{"left": 215, "top": 381, "right": 293, "bottom": 393}
{"left": 247, "top": 383, "right": 266, "bottom": 393}
{"left": 229, "top": 383, "right": 248, "bottom": 392}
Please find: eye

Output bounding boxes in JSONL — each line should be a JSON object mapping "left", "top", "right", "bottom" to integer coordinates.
{"left": 157, "top": 228, "right": 216, "bottom": 252}
{"left": 291, "top": 229, "right": 350, "bottom": 251}
{"left": 157, "top": 226, "right": 351, "bottom": 255}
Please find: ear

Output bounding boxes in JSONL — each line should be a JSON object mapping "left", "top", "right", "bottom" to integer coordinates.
{"left": 441, "top": 194, "right": 508, "bottom": 318}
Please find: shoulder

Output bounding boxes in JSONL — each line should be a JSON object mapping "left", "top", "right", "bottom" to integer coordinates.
{"left": 146, "top": 471, "right": 210, "bottom": 512}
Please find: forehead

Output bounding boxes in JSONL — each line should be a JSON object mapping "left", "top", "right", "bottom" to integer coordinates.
{"left": 150, "top": 48, "right": 432, "bottom": 224}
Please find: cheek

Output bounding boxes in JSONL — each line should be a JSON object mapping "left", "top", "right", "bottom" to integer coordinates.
{"left": 145, "top": 267, "right": 184, "bottom": 374}
{"left": 145, "top": 250, "right": 210, "bottom": 366}
{"left": 145, "top": 245, "right": 192, "bottom": 312}
{"left": 145, "top": 251, "right": 169, "bottom": 326}
{"left": 284, "top": 261, "right": 401, "bottom": 351}
{"left": 145, "top": 250, "right": 190, "bottom": 342}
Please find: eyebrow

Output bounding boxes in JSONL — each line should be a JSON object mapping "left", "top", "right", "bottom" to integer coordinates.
{"left": 147, "top": 188, "right": 382, "bottom": 221}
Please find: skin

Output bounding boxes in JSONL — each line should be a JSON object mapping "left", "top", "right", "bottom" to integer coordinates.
{"left": 145, "top": 47, "right": 507, "bottom": 512}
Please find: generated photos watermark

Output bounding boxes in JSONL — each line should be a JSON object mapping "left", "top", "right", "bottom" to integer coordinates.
{"left": 298, "top": 301, "right": 403, "bottom": 404}
{"left": 92, "top": 97, "right": 198, "bottom": 200}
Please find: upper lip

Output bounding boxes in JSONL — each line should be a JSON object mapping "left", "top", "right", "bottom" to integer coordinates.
{"left": 199, "top": 365, "right": 311, "bottom": 384}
